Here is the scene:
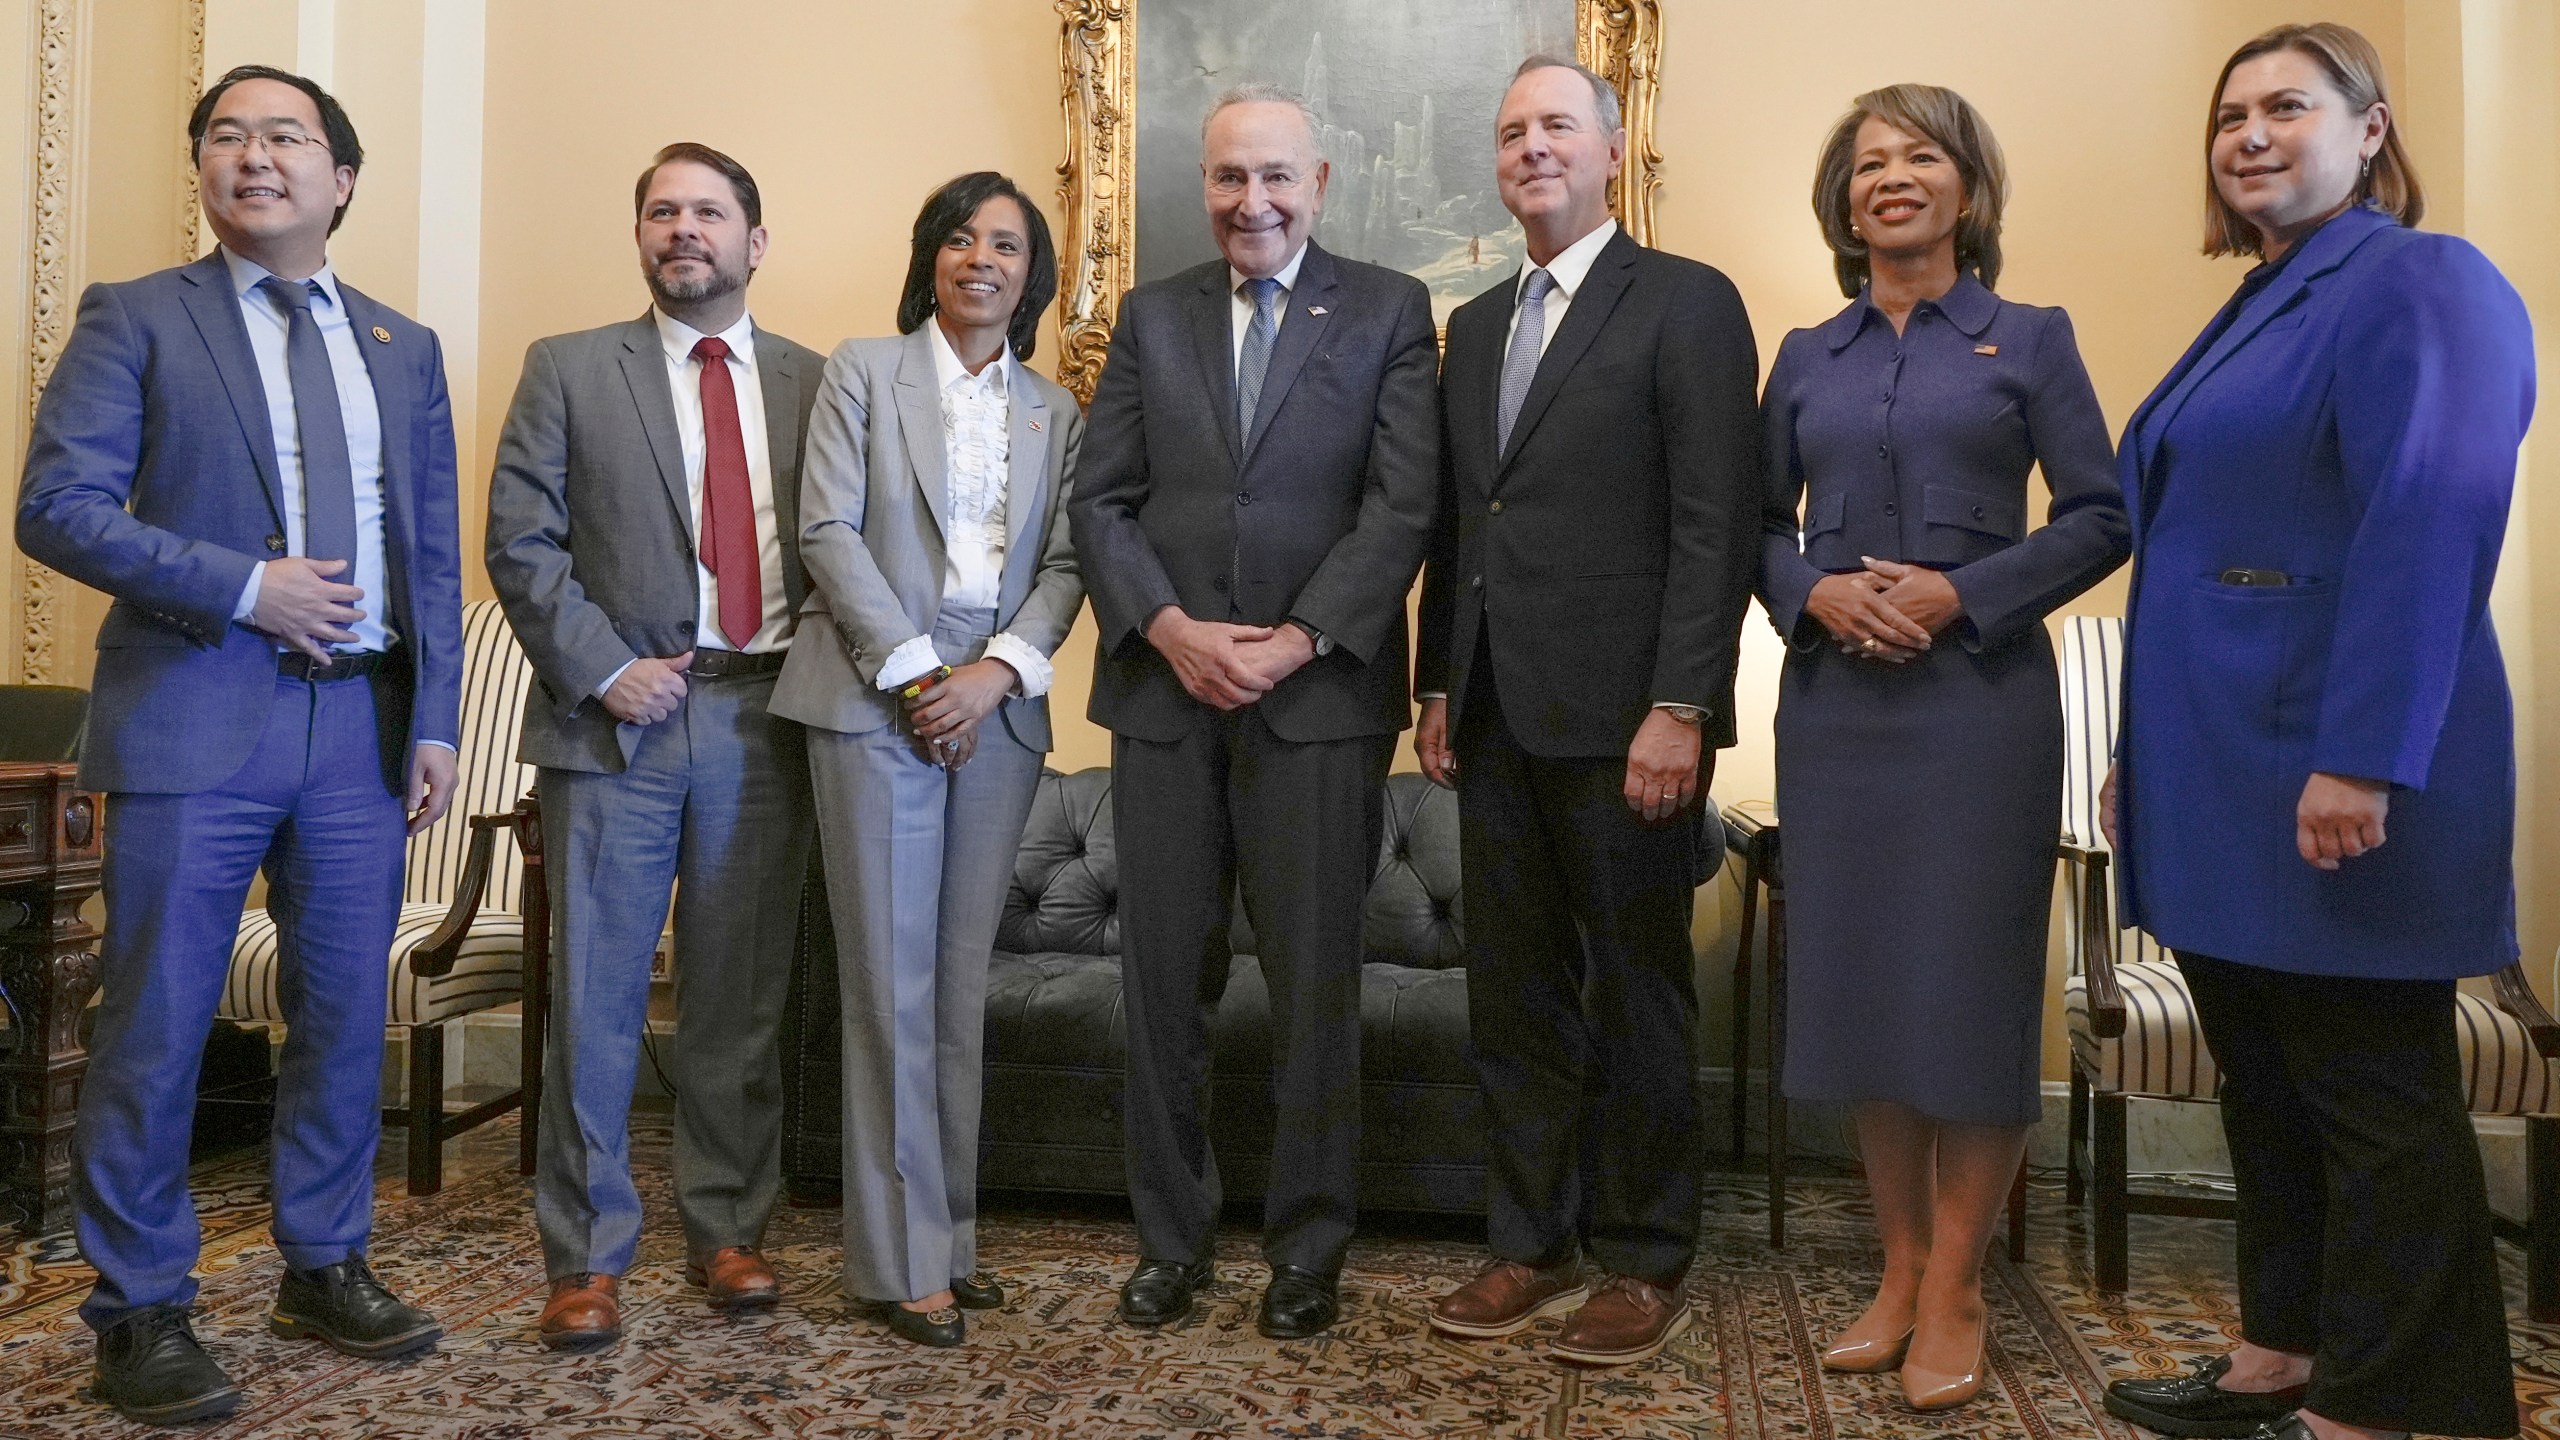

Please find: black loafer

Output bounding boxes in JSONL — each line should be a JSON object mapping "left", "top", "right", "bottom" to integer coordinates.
{"left": 1257, "top": 1264, "right": 1340, "bottom": 1340}
{"left": 2104, "top": 1354, "right": 2309, "bottom": 1438}
{"left": 1119, "top": 1256, "right": 1214, "bottom": 1327}
{"left": 951, "top": 1271, "right": 1006, "bottom": 1311}
{"left": 91, "top": 1306, "right": 242, "bottom": 1426}
{"left": 881, "top": 1300, "right": 965, "bottom": 1348}
{"left": 270, "top": 1256, "right": 443, "bottom": 1360}
{"left": 2233, "top": 1420, "right": 2313, "bottom": 1440}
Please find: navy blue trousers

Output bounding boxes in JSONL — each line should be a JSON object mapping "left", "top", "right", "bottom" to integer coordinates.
{"left": 75, "top": 673, "right": 405, "bottom": 1329}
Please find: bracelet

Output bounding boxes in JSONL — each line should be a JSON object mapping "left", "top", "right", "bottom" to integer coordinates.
{"left": 895, "top": 664, "right": 954, "bottom": 702}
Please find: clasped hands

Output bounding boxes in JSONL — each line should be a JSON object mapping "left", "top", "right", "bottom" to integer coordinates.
{"left": 901, "top": 659, "right": 1017, "bottom": 770}
{"left": 1805, "top": 556, "right": 1962, "bottom": 664}
{"left": 1146, "top": 607, "right": 1315, "bottom": 711}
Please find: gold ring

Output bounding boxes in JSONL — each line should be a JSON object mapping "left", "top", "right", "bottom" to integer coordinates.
{"left": 1862, "top": 637, "right": 1880, "bottom": 652}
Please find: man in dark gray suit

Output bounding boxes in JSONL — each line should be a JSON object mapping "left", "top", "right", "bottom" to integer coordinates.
{"left": 1069, "top": 83, "right": 1440, "bottom": 1340}
{"left": 484, "top": 142, "right": 821, "bottom": 1349}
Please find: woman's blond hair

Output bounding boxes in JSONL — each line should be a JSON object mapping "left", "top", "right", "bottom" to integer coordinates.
{"left": 2202, "top": 22, "right": 2423, "bottom": 257}
{"left": 1812, "top": 84, "right": 2008, "bottom": 299}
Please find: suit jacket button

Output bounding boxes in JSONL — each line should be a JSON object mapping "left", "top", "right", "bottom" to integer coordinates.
{"left": 1470, "top": 575, "right": 1483, "bottom": 590}
{"left": 1972, "top": 505, "right": 1986, "bottom": 520}
{"left": 266, "top": 534, "right": 286, "bottom": 552}
{"left": 1489, "top": 500, "right": 1504, "bottom": 514}
{"left": 1884, "top": 503, "right": 1899, "bottom": 517}
{"left": 1236, "top": 491, "right": 1252, "bottom": 506}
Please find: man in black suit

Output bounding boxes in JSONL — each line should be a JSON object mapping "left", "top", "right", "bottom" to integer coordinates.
{"left": 1069, "top": 82, "right": 1439, "bottom": 1339}
{"left": 1414, "top": 56, "right": 1760, "bottom": 1366}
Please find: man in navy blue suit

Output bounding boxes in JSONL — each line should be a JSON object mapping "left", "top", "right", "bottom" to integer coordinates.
{"left": 17, "top": 65, "right": 463, "bottom": 1426}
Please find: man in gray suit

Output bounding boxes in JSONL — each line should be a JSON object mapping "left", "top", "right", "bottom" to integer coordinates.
{"left": 1068, "top": 84, "right": 1440, "bottom": 1339}
{"left": 484, "top": 142, "right": 822, "bottom": 1349}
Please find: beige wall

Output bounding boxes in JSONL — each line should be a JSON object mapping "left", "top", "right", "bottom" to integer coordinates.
{"left": 10, "top": 1, "right": 2557, "bottom": 1075}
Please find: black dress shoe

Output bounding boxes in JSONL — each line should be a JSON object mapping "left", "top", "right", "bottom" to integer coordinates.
{"left": 1119, "top": 1256, "right": 1214, "bottom": 1327}
{"left": 269, "top": 1257, "right": 443, "bottom": 1360}
{"left": 1257, "top": 1265, "right": 1340, "bottom": 1340}
{"left": 92, "top": 1306, "right": 242, "bottom": 1426}
{"left": 2103, "top": 1354, "right": 2309, "bottom": 1438}
{"left": 951, "top": 1271, "right": 1006, "bottom": 1311}
{"left": 879, "top": 1299, "right": 966, "bottom": 1348}
{"left": 2234, "top": 1420, "right": 2313, "bottom": 1440}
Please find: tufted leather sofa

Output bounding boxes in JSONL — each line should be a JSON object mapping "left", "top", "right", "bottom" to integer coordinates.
{"left": 780, "top": 766, "right": 1722, "bottom": 1215}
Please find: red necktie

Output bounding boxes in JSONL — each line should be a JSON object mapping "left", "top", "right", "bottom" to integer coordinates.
{"left": 691, "top": 336, "right": 761, "bottom": 649}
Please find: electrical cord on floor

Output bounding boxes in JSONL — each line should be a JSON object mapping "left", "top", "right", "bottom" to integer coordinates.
{"left": 641, "top": 1018, "right": 678, "bottom": 1099}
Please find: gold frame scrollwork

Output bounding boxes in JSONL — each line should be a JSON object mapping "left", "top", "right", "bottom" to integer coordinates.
{"left": 1051, "top": 0, "right": 1664, "bottom": 405}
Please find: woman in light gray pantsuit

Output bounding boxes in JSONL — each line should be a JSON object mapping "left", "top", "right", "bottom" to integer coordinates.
{"left": 768, "top": 172, "right": 1083, "bottom": 1348}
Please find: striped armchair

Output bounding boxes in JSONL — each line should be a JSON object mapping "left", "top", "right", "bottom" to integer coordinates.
{"left": 2056, "top": 615, "right": 2560, "bottom": 1319}
{"left": 218, "top": 601, "right": 549, "bottom": 1195}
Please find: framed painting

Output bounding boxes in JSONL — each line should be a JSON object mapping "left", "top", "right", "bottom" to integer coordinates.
{"left": 1053, "top": 0, "right": 1664, "bottom": 401}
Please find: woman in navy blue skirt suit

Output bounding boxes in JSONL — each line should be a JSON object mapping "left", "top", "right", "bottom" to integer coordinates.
{"left": 2098, "top": 24, "right": 2533, "bottom": 1440}
{"left": 1760, "top": 84, "right": 2128, "bottom": 1412}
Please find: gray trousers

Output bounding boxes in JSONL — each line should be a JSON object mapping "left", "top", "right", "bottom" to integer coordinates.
{"left": 534, "top": 670, "right": 812, "bottom": 1279}
{"left": 807, "top": 614, "right": 1044, "bottom": 1303}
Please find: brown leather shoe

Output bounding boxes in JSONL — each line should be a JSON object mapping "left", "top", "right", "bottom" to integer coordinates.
{"left": 684, "top": 1246, "right": 781, "bottom": 1311}
{"left": 537, "top": 1273, "right": 621, "bottom": 1351}
{"left": 1550, "top": 1273, "right": 1693, "bottom": 1366}
{"left": 1429, "top": 1257, "right": 1590, "bottom": 1338}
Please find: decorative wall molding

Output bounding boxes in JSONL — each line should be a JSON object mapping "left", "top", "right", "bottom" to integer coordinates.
{"left": 178, "top": 0, "right": 204, "bottom": 261}
{"left": 1050, "top": 0, "right": 1665, "bottom": 405}
{"left": 19, "top": 0, "right": 84, "bottom": 685}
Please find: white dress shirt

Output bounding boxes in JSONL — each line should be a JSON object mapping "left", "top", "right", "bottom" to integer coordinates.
{"left": 223, "top": 249, "right": 393, "bottom": 654}
{"left": 1228, "top": 241, "right": 1309, "bottom": 367}
{"left": 872, "top": 323, "right": 1054, "bottom": 697}
{"left": 1501, "top": 218, "right": 1618, "bottom": 360}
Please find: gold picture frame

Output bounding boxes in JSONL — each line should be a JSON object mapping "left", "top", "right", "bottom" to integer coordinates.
{"left": 1051, "top": 0, "right": 1664, "bottom": 404}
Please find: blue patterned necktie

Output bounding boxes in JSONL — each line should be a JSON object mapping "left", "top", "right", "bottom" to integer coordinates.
{"left": 1496, "top": 267, "right": 1557, "bottom": 455}
{"left": 257, "top": 275, "right": 358, "bottom": 567}
{"left": 1235, "top": 276, "right": 1283, "bottom": 435}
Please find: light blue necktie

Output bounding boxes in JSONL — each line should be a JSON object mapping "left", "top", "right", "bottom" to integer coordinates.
{"left": 1235, "top": 276, "right": 1283, "bottom": 436}
{"left": 1496, "top": 267, "right": 1556, "bottom": 456}
{"left": 258, "top": 275, "right": 358, "bottom": 567}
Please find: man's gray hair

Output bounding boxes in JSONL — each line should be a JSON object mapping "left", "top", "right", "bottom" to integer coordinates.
{"left": 1511, "top": 54, "right": 1621, "bottom": 133}
{"left": 1201, "top": 81, "right": 1325, "bottom": 155}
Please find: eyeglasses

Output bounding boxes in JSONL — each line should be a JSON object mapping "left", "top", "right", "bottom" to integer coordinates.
{"left": 199, "top": 130, "right": 329, "bottom": 159}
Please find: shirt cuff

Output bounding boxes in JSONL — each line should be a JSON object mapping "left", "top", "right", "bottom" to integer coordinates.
{"left": 233, "top": 562, "right": 266, "bottom": 623}
{"left": 875, "top": 636, "right": 942, "bottom": 691}
{"left": 982, "top": 633, "right": 1054, "bottom": 699}
{"left": 595, "top": 659, "right": 637, "bottom": 699}
{"left": 1417, "top": 691, "right": 1449, "bottom": 701}
{"left": 418, "top": 740, "right": 458, "bottom": 752}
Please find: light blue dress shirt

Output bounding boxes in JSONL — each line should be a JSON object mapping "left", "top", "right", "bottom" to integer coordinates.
{"left": 222, "top": 248, "right": 396, "bottom": 655}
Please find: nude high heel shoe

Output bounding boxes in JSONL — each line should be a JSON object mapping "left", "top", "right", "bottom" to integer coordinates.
{"left": 1818, "top": 1325, "right": 1913, "bottom": 1373}
{"left": 1898, "top": 1318, "right": 1988, "bottom": 1411}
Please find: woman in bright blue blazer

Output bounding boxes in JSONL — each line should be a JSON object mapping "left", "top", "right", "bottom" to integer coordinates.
{"left": 2100, "top": 24, "right": 2532, "bottom": 1440}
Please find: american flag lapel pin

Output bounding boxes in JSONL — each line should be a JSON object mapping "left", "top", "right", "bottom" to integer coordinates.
{"left": 1029, "top": 418, "right": 1044, "bottom": 432}
{"left": 1973, "top": 343, "right": 1999, "bottom": 356}
{"left": 1308, "top": 306, "right": 1329, "bottom": 316}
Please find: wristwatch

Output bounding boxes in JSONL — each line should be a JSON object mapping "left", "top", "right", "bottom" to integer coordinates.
{"left": 1658, "top": 704, "right": 1706, "bottom": 727}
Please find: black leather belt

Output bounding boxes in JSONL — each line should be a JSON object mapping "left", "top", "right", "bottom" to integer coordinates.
{"left": 278, "top": 648, "right": 401, "bottom": 683}
{"left": 686, "top": 649, "right": 786, "bottom": 678}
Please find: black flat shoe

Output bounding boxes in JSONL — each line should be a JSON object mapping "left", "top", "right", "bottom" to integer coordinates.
{"left": 1257, "top": 1264, "right": 1340, "bottom": 1340}
{"left": 91, "top": 1306, "right": 242, "bottom": 1426}
{"left": 951, "top": 1271, "right": 1005, "bottom": 1311}
{"left": 2233, "top": 1420, "right": 2313, "bottom": 1440}
{"left": 2103, "top": 1354, "right": 2309, "bottom": 1438}
{"left": 270, "top": 1257, "right": 442, "bottom": 1360}
{"left": 1119, "top": 1256, "right": 1214, "bottom": 1327}
{"left": 881, "top": 1300, "right": 965, "bottom": 1348}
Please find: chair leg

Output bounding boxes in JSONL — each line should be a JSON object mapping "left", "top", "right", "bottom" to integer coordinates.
{"left": 2093, "top": 1089, "right": 2129, "bottom": 1293}
{"left": 2066, "top": 1066, "right": 2089, "bottom": 1207}
{"left": 2530, "top": 1115, "right": 2559, "bottom": 1324}
{"left": 1729, "top": 856, "right": 1759, "bottom": 1165}
{"left": 407, "top": 1023, "right": 444, "bottom": 1197}
{"left": 1765, "top": 879, "right": 1789, "bottom": 1251}
{"left": 2006, "top": 1154, "right": 2028, "bottom": 1262}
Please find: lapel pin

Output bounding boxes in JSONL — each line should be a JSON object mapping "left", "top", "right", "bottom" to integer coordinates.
{"left": 371, "top": 326, "right": 392, "bottom": 344}
{"left": 1307, "top": 306, "right": 1329, "bottom": 316}
{"left": 1973, "top": 343, "right": 1998, "bottom": 356}
{"left": 1029, "top": 418, "right": 1043, "bottom": 432}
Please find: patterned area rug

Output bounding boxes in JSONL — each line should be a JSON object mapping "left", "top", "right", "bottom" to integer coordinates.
{"left": 1, "top": 1121, "right": 2551, "bottom": 1438}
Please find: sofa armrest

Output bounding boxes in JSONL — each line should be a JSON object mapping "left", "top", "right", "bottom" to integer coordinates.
{"left": 2057, "top": 839, "right": 2125, "bottom": 1041}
